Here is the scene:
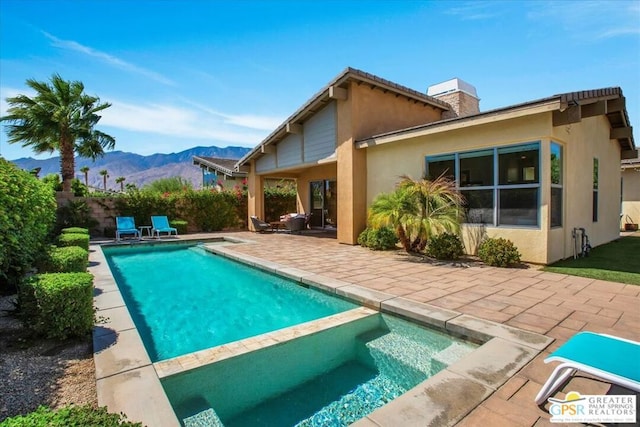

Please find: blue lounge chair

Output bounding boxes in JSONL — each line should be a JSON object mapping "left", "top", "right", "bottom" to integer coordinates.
{"left": 116, "top": 216, "right": 141, "bottom": 242}
{"left": 535, "top": 331, "right": 640, "bottom": 404}
{"left": 151, "top": 215, "right": 178, "bottom": 239}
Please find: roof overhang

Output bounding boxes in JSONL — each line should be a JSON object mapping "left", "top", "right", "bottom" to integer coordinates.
{"left": 193, "top": 156, "right": 248, "bottom": 178}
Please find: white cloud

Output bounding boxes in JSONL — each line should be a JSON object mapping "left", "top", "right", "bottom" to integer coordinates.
{"left": 42, "top": 32, "right": 176, "bottom": 86}
{"left": 184, "top": 100, "right": 284, "bottom": 131}
{"left": 444, "top": 1, "right": 502, "bottom": 21}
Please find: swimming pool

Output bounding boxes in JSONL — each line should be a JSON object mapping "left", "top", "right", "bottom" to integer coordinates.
{"left": 103, "top": 243, "right": 357, "bottom": 361}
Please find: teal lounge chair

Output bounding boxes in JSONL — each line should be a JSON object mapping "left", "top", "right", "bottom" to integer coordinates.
{"left": 116, "top": 216, "right": 141, "bottom": 242}
{"left": 534, "top": 331, "right": 640, "bottom": 404}
{"left": 151, "top": 215, "right": 178, "bottom": 239}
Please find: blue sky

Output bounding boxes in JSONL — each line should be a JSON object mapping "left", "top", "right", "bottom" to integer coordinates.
{"left": 1, "top": 0, "right": 638, "bottom": 161}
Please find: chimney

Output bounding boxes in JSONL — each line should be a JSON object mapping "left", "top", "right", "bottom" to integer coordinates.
{"left": 427, "top": 78, "right": 480, "bottom": 119}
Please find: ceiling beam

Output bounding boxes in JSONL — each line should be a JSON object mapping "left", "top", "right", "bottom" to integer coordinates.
{"left": 611, "top": 126, "right": 633, "bottom": 140}
{"left": 261, "top": 145, "right": 276, "bottom": 154}
{"left": 622, "top": 149, "right": 638, "bottom": 160}
{"left": 286, "top": 122, "right": 303, "bottom": 134}
{"left": 552, "top": 105, "right": 581, "bottom": 126}
{"left": 607, "top": 97, "right": 626, "bottom": 113}
{"left": 581, "top": 100, "right": 606, "bottom": 118}
{"left": 329, "top": 85, "right": 348, "bottom": 100}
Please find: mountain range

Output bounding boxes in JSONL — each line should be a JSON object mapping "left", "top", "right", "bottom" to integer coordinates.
{"left": 9, "top": 146, "right": 251, "bottom": 190}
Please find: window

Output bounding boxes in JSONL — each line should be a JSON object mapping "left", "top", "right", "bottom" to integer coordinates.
{"left": 550, "top": 143, "right": 563, "bottom": 227}
{"left": 425, "top": 142, "right": 540, "bottom": 227}
{"left": 593, "top": 158, "right": 598, "bottom": 222}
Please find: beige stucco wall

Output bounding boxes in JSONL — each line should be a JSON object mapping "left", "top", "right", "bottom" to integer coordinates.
{"left": 622, "top": 167, "right": 640, "bottom": 227}
{"left": 295, "top": 163, "right": 337, "bottom": 214}
{"left": 550, "top": 116, "right": 622, "bottom": 261}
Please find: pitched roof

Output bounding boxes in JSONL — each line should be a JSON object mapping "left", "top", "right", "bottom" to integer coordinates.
{"left": 357, "top": 87, "right": 635, "bottom": 153}
{"left": 236, "top": 67, "right": 451, "bottom": 167}
{"left": 192, "top": 156, "right": 248, "bottom": 177}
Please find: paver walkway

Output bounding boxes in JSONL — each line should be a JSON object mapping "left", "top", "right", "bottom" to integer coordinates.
{"left": 207, "top": 230, "right": 640, "bottom": 426}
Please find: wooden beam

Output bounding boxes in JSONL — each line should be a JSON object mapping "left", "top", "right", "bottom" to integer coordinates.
{"left": 260, "top": 144, "right": 276, "bottom": 154}
{"left": 611, "top": 127, "right": 633, "bottom": 140}
{"left": 581, "top": 100, "right": 606, "bottom": 118}
{"left": 329, "top": 85, "right": 347, "bottom": 100}
{"left": 607, "top": 97, "right": 626, "bottom": 113}
{"left": 286, "top": 122, "right": 303, "bottom": 134}
{"left": 552, "top": 105, "right": 581, "bottom": 126}
{"left": 622, "top": 149, "right": 638, "bottom": 160}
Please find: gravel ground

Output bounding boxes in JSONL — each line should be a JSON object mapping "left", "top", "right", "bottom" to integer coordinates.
{"left": 0, "top": 294, "right": 96, "bottom": 422}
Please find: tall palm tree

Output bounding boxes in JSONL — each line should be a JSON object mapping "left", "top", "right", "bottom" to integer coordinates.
{"left": 1, "top": 74, "right": 115, "bottom": 192}
{"left": 80, "top": 166, "right": 90, "bottom": 187}
{"left": 99, "top": 169, "right": 109, "bottom": 191}
{"left": 115, "top": 176, "right": 126, "bottom": 192}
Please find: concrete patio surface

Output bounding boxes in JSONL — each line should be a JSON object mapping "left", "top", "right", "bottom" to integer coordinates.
{"left": 201, "top": 231, "right": 640, "bottom": 426}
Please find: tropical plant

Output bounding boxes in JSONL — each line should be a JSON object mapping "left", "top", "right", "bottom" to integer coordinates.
{"left": 367, "top": 189, "right": 415, "bottom": 251}
{"left": 99, "top": 169, "right": 109, "bottom": 191}
{"left": 144, "top": 176, "right": 193, "bottom": 193}
{"left": 1, "top": 74, "right": 115, "bottom": 192}
{"left": 80, "top": 166, "right": 90, "bottom": 187}
{"left": 115, "top": 176, "right": 126, "bottom": 191}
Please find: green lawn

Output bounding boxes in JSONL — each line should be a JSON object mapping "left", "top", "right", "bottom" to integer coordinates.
{"left": 543, "top": 234, "right": 640, "bottom": 285}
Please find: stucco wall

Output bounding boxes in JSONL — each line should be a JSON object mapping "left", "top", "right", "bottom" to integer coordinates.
{"left": 622, "top": 167, "right": 640, "bottom": 228}
{"left": 295, "top": 163, "right": 337, "bottom": 214}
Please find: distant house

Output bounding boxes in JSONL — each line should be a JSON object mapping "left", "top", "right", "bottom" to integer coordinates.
{"left": 237, "top": 67, "right": 636, "bottom": 264}
{"left": 622, "top": 156, "right": 640, "bottom": 230}
{"left": 192, "top": 156, "right": 248, "bottom": 190}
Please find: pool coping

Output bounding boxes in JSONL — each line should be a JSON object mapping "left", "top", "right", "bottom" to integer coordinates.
{"left": 90, "top": 236, "right": 553, "bottom": 427}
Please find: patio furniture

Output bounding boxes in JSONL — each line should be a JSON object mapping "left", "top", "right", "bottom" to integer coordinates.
{"left": 250, "top": 216, "right": 270, "bottom": 232}
{"left": 116, "top": 216, "right": 141, "bottom": 242}
{"left": 534, "top": 331, "right": 640, "bottom": 404}
{"left": 284, "top": 216, "right": 306, "bottom": 233}
{"left": 151, "top": 215, "right": 178, "bottom": 239}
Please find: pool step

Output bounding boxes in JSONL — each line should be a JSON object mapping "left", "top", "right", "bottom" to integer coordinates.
{"left": 183, "top": 408, "right": 224, "bottom": 427}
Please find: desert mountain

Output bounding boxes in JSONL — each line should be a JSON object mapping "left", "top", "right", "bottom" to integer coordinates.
{"left": 10, "top": 146, "right": 250, "bottom": 190}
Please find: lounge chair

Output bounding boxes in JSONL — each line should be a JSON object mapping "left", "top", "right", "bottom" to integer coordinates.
{"left": 534, "top": 331, "right": 640, "bottom": 405}
{"left": 250, "top": 216, "right": 270, "bottom": 232}
{"left": 151, "top": 215, "right": 178, "bottom": 239}
{"left": 284, "top": 215, "right": 306, "bottom": 233}
{"left": 116, "top": 216, "right": 141, "bottom": 242}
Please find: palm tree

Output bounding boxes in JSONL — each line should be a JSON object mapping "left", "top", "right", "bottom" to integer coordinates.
{"left": 99, "top": 169, "right": 109, "bottom": 191}
{"left": 1, "top": 74, "right": 115, "bottom": 192}
{"left": 115, "top": 176, "right": 126, "bottom": 192}
{"left": 367, "top": 189, "right": 415, "bottom": 251}
{"left": 80, "top": 166, "right": 90, "bottom": 187}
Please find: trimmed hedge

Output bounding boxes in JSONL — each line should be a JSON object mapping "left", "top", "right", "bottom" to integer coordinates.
{"left": 170, "top": 219, "right": 188, "bottom": 234}
{"left": 1, "top": 405, "right": 141, "bottom": 426}
{"left": 18, "top": 272, "right": 94, "bottom": 339}
{"left": 61, "top": 227, "right": 89, "bottom": 235}
{"left": 427, "top": 233, "right": 464, "bottom": 260}
{"left": 43, "top": 246, "right": 88, "bottom": 273}
{"left": 358, "top": 227, "right": 399, "bottom": 250}
{"left": 478, "top": 237, "right": 521, "bottom": 267}
{"left": 57, "top": 233, "right": 90, "bottom": 251}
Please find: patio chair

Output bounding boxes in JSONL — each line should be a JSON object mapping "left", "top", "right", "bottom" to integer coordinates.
{"left": 534, "top": 331, "right": 640, "bottom": 405}
{"left": 250, "top": 216, "right": 270, "bottom": 233}
{"left": 284, "top": 215, "right": 306, "bottom": 233}
{"left": 116, "top": 216, "right": 141, "bottom": 242}
{"left": 151, "top": 215, "right": 178, "bottom": 239}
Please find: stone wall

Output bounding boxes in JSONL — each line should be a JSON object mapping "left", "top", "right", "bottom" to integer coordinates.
{"left": 55, "top": 192, "right": 118, "bottom": 236}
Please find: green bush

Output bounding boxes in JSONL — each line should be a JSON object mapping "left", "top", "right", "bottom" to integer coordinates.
{"left": 57, "top": 233, "right": 90, "bottom": 251}
{"left": 43, "top": 246, "right": 88, "bottom": 273}
{"left": 170, "top": 219, "right": 188, "bottom": 234}
{"left": 1, "top": 404, "right": 141, "bottom": 426}
{"left": 177, "top": 190, "right": 240, "bottom": 231}
{"left": 427, "top": 233, "right": 464, "bottom": 260}
{"left": 18, "top": 272, "right": 94, "bottom": 339}
{"left": 264, "top": 185, "right": 297, "bottom": 222}
{"left": 358, "top": 227, "right": 399, "bottom": 250}
{"left": 478, "top": 237, "right": 521, "bottom": 267}
{"left": 56, "top": 199, "right": 98, "bottom": 232}
{"left": 0, "top": 159, "right": 57, "bottom": 293}
{"left": 114, "top": 190, "right": 176, "bottom": 228}
{"left": 61, "top": 227, "right": 89, "bottom": 234}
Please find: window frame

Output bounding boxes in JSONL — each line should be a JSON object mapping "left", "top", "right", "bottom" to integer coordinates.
{"left": 550, "top": 142, "right": 563, "bottom": 228}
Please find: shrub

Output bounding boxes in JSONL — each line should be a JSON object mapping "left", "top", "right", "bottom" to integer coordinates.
{"left": 56, "top": 199, "right": 99, "bottom": 232}
{"left": 0, "top": 159, "right": 56, "bottom": 293}
{"left": 177, "top": 190, "right": 240, "bottom": 231}
{"left": 478, "top": 237, "right": 521, "bottom": 267}
{"left": 61, "top": 226, "right": 89, "bottom": 234}
{"left": 114, "top": 190, "right": 176, "bottom": 228}
{"left": 104, "top": 226, "right": 116, "bottom": 238}
{"left": 18, "top": 272, "right": 94, "bottom": 339}
{"left": 264, "top": 185, "right": 297, "bottom": 222}
{"left": 1, "top": 404, "right": 141, "bottom": 426}
{"left": 57, "top": 233, "right": 90, "bottom": 251}
{"left": 170, "top": 219, "right": 189, "bottom": 234}
{"left": 427, "top": 233, "right": 465, "bottom": 260}
{"left": 358, "top": 227, "right": 399, "bottom": 250}
{"left": 43, "top": 246, "right": 88, "bottom": 273}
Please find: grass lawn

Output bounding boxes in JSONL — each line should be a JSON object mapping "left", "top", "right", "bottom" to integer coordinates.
{"left": 543, "top": 233, "right": 640, "bottom": 285}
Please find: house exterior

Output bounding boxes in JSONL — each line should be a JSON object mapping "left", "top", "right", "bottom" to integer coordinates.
{"left": 237, "top": 68, "right": 636, "bottom": 264}
{"left": 193, "top": 156, "right": 248, "bottom": 189}
{"left": 622, "top": 156, "right": 640, "bottom": 230}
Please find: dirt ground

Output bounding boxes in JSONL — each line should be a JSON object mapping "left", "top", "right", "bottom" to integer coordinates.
{"left": 0, "top": 294, "right": 96, "bottom": 422}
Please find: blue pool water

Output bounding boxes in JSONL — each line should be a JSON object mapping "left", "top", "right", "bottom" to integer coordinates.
{"left": 162, "top": 314, "right": 477, "bottom": 426}
{"left": 103, "top": 243, "right": 357, "bottom": 361}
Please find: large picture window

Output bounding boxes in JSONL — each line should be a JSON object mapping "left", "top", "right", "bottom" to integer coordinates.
{"left": 550, "top": 142, "right": 563, "bottom": 228}
{"left": 425, "top": 142, "right": 541, "bottom": 227}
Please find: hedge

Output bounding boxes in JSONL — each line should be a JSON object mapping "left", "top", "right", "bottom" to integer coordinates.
{"left": 60, "top": 227, "right": 89, "bottom": 235}
{"left": 42, "top": 246, "right": 88, "bottom": 273}
{"left": 1, "top": 405, "right": 141, "bottom": 426}
{"left": 18, "top": 272, "right": 94, "bottom": 339}
{"left": 57, "top": 233, "right": 90, "bottom": 251}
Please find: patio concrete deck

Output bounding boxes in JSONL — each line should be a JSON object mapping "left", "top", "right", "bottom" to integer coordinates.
{"left": 200, "top": 231, "right": 639, "bottom": 426}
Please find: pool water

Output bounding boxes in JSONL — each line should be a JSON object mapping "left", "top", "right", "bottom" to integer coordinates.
{"left": 162, "top": 314, "right": 477, "bottom": 426}
{"left": 103, "top": 243, "right": 357, "bottom": 361}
